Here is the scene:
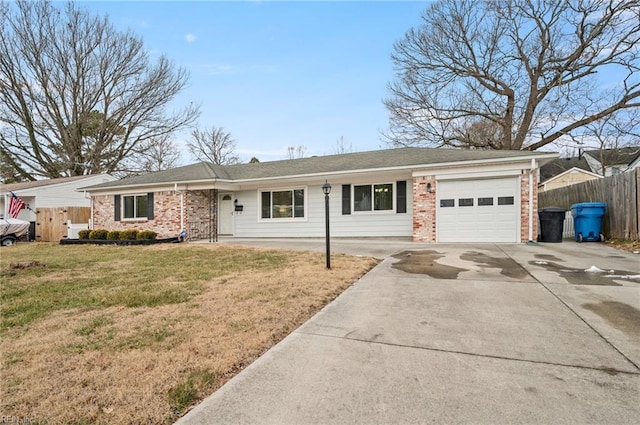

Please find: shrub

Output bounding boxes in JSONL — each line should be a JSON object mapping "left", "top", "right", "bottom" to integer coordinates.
{"left": 77, "top": 230, "right": 90, "bottom": 240}
{"left": 120, "top": 229, "right": 139, "bottom": 240}
{"left": 107, "top": 230, "right": 121, "bottom": 241}
{"left": 137, "top": 230, "right": 157, "bottom": 240}
{"left": 89, "top": 229, "right": 108, "bottom": 240}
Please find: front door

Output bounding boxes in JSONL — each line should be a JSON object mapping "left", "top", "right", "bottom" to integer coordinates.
{"left": 219, "top": 194, "right": 234, "bottom": 235}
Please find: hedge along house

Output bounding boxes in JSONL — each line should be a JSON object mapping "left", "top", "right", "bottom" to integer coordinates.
{"left": 82, "top": 148, "right": 557, "bottom": 243}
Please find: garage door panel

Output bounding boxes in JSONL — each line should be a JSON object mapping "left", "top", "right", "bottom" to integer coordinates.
{"left": 437, "top": 178, "right": 519, "bottom": 243}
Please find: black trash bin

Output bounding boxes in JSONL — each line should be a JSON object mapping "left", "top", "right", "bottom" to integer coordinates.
{"left": 538, "top": 207, "right": 566, "bottom": 243}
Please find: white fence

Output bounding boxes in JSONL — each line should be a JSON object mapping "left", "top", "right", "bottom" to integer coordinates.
{"left": 562, "top": 212, "right": 574, "bottom": 239}
{"left": 67, "top": 220, "right": 89, "bottom": 239}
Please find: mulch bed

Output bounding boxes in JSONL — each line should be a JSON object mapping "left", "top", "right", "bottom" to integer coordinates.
{"left": 60, "top": 238, "right": 181, "bottom": 246}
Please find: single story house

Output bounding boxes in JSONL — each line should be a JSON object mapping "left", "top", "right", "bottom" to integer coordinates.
{"left": 1, "top": 174, "right": 116, "bottom": 241}
{"left": 82, "top": 148, "right": 557, "bottom": 243}
{"left": 538, "top": 157, "right": 601, "bottom": 192}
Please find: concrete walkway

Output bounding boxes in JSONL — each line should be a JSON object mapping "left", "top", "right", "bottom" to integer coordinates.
{"left": 177, "top": 240, "right": 640, "bottom": 424}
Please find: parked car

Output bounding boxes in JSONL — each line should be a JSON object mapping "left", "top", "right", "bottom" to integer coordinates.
{"left": 0, "top": 218, "right": 30, "bottom": 246}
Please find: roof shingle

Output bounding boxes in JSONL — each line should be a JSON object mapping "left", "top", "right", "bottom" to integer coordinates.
{"left": 84, "top": 147, "right": 554, "bottom": 190}
{"left": 584, "top": 146, "right": 640, "bottom": 166}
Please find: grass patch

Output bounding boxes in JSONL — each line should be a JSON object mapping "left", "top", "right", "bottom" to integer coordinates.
{"left": 0, "top": 244, "right": 277, "bottom": 330}
{"left": 168, "top": 369, "right": 217, "bottom": 414}
{"left": 74, "top": 314, "right": 114, "bottom": 336}
{"left": 0, "top": 243, "right": 377, "bottom": 424}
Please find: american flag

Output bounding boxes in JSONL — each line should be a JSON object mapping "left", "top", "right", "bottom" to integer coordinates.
{"left": 8, "top": 192, "right": 25, "bottom": 218}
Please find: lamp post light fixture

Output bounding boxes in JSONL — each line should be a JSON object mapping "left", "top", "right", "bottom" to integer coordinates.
{"left": 322, "top": 180, "right": 332, "bottom": 269}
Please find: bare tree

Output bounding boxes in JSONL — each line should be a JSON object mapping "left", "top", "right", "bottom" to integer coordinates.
{"left": 569, "top": 108, "right": 639, "bottom": 147}
{"left": 0, "top": 150, "right": 21, "bottom": 183}
{"left": 136, "top": 135, "right": 182, "bottom": 173}
{"left": 463, "top": 120, "right": 504, "bottom": 149}
{"left": 565, "top": 109, "right": 640, "bottom": 174}
{"left": 0, "top": 0, "right": 199, "bottom": 180}
{"left": 187, "top": 126, "right": 240, "bottom": 165}
{"left": 286, "top": 145, "right": 307, "bottom": 159}
{"left": 385, "top": 0, "right": 640, "bottom": 151}
{"left": 334, "top": 136, "right": 354, "bottom": 154}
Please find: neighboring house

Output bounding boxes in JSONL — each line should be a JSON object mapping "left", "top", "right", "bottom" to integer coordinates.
{"left": 538, "top": 157, "right": 601, "bottom": 192}
{"left": 83, "top": 148, "right": 556, "bottom": 243}
{"left": 583, "top": 146, "right": 640, "bottom": 176}
{"left": 0, "top": 174, "right": 116, "bottom": 241}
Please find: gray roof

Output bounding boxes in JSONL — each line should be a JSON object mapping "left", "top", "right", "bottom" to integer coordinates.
{"left": 539, "top": 157, "right": 592, "bottom": 182}
{"left": 84, "top": 147, "right": 554, "bottom": 190}
{"left": 584, "top": 146, "right": 640, "bottom": 166}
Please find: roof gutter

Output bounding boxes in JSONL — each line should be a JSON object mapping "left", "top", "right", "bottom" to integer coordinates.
{"left": 81, "top": 178, "right": 235, "bottom": 193}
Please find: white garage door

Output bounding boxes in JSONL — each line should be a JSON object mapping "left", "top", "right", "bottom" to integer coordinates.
{"left": 437, "top": 177, "right": 519, "bottom": 243}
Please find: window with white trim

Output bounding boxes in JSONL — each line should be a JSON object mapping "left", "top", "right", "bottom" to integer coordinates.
{"left": 123, "top": 194, "right": 148, "bottom": 219}
{"left": 260, "top": 189, "right": 305, "bottom": 219}
{"left": 354, "top": 183, "right": 393, "bottom": 212}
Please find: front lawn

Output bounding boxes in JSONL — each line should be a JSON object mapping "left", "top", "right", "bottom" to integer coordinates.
{"left": 0, "top": 243, "right": 377, "bottom": 424}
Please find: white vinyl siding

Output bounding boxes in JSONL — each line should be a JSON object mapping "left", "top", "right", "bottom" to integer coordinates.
{"left": 233, "top": 182, "right": 412, "bottom": 238}
{"left": 10, "top": 174, "right": 115, "bottom": 208}
{"left": 437, "top": 177, "right": 519, "bottom": 243}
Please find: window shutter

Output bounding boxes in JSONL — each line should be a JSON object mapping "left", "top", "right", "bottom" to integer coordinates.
{"left": 342, "top": 185, "right": 351, "bottom": 215}
{"left": 396, "top": 181, "right": 407, "bottom": 214}
{"left": 114, "top": 195, "right": 121, "bottom": 221}
{"left": 147, "top": 192, "right": 154, "bottom": 220}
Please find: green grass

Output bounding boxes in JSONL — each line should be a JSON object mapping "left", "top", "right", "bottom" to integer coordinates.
{"left": 167, "top": 369, "right": 218, "bottom": 413}
{"left": 0, "top": 244, "right": 287, "bottom": 332}
{"left": 64, "top": 316, "right": 180, "bottom": 354}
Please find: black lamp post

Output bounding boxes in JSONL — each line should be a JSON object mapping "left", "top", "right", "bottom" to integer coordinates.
{"left": 322, "top": 180, "right": 331, "bottom": 269}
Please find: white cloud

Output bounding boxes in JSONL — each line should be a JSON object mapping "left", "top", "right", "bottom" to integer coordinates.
{"left": 184, "top": 33, "right": 197, "bottom": 43}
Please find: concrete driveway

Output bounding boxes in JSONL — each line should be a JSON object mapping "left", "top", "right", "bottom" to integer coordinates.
{"left": 178, "top": 240, "right": 640, "bottom": 425}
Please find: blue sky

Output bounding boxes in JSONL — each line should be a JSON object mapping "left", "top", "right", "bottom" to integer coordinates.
{"left": 78, "top": 1, "right": 429, "bottom": 163}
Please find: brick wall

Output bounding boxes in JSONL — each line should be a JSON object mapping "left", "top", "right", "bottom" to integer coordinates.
{"left": 412, "top": 176, "right": 437, "bottom": 242}
{"left": 92, "top": 191, "right": 213, "bottom": 239}
{"left": 92, "top": 194, "right": 116, "bottom": 232}
{"left": 520, "top": 170, "right": 538, "bottom": 242}
{"left": 183, "top": 191, "right": 216, "bottom": 240}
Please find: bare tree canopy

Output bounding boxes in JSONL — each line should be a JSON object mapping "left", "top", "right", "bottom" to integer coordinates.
{"left": 187, "top": 126, "right": 240, "bottom": 165}
{"left": 334, "top": 136, "right": 354, "bottom": 154}
{"left": 136, "top": 135, "right": 182, "bottom": 173}
{"left": 385, "top": 0, "right": 640, "bottom": 150}
{"left": 286, "top": 145, "right": 307, "bottom": 159}
{"left": 0, "top": 0, "right": 199, "bottom": 180}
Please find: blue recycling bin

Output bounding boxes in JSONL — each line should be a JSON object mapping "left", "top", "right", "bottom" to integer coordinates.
{"left": 570, "top": 202, "right": 606, "bottom": 242}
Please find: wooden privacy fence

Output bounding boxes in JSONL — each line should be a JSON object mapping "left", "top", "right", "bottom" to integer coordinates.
{"left": 36, "top": 207, "right": 91, "bottom": 242}
{"left": 539, "top": 168, "right": 640, "bottom": 240}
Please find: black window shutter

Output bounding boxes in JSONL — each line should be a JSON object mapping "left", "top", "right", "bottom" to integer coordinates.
{"left": 342, "top": 185, "right": 351, "bottom": 215}
{"left": 147, "top": 192, "right": 154, "bottom": 220}
{"left": 396, "top": 180, "right": 407, "bottom": 214}
{"left": 114, "top": 195, "right": 121, "bottom": 221}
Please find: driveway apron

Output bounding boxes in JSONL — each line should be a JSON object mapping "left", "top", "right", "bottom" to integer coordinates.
{"left": 176, "top": 241, "right": 640, "bottom": 425}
